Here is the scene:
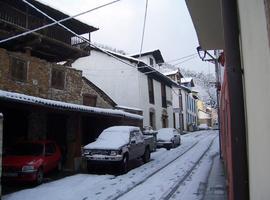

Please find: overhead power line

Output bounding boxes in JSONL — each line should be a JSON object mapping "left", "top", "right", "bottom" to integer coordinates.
{"left": 20, "top": 0, "right": 163, "bottom": 78}
{"left": 165, "top": 53, "right": 198, "bottom": 63}
{"left": 137, "top": 0, "right": 149, "bottom": 63}
{"left": 173, "top": 55, "right": 198, "bottom": 66}
{"left": 0, "top": 0, "right": 121, "bottom": 44}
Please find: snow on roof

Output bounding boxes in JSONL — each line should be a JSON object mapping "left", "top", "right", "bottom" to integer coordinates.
{"left": 115, "top": 105, "right": 143, "bottom": 111}
{"left": 34, "top": 0, "right": 98, "bottom": 30}
{"left": 105, "top": 126, "right": 140, "bottom": 133}
{"left": 0, "top": 90, "right": 143, "bottom": 120}
{"left": 181, "top": 77, "right": 193, "bottom": 83}
{"left": 163, "top": 69, "right": 179, "bottom": 76}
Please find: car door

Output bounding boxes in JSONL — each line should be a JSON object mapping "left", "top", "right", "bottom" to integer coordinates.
{"left": 135, "top": 130, "right": 145, "bottom": 156}
{"left": 129, "top": 131, "right": 137, "bottom": 160}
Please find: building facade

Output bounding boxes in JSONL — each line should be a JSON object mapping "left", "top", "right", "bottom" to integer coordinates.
{"left": 185, "top": 0, "right": 270, "bottom": 199}
{"left": 73, "top": 48, "right": 176, "bottom": 130}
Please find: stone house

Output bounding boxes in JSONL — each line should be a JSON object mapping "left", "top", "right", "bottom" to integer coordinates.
{"left": 0, "top": 0, "right": 142, "bottom": 171}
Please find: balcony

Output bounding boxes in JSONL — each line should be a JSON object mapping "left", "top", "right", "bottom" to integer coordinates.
{"left": 0, "top": 0, "right": 98, "bottom": 62}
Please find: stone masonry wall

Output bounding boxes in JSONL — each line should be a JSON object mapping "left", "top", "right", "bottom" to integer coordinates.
{"left": 81, "top": 78, "right": 114, "bottom": 109}
{"left": 0, "top": 48, "right": 83, "bottom": 104}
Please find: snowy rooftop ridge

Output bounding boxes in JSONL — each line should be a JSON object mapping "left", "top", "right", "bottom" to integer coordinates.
{"left": 0, "top": 90, "right": 143, "bottom": 120}
{"left": 181, "top": 77, "right": 193, "bottom": 83}
{"left": 116, "top": 105, "right": 143, "bottom": 111}
{"left": 162, "top": 69, "right": 179, "bottom": 76}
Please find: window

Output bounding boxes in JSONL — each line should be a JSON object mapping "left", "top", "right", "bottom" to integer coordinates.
{"left": 10, "top": 57, "right": 27, "bottom": 82}
{"left": 173, "top": 113, "right": 176, "bottom": 128}
{"left": 148, "top": 77, "right": 155, "bottom": 104}
{"left": 161, "top": 83, "right": 167, "bottom": 108}
{"left": 162, "top": 114, "right": 168, "bottom": 128}
{"left": 83, "top": 94, "right": 97, "bottom": 107}
{"left": 51, "top": 68, "right": 65, "bottom": 90}
{"left": 149, "top": 110, "right": 156, "bottom": 129}
{"left": 149, "top": 57, "right": 154, "bottom": 66}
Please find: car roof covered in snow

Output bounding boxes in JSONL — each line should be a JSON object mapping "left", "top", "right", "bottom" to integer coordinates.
{"left": 104, "top": 126, "right": 140, "bottom": 133}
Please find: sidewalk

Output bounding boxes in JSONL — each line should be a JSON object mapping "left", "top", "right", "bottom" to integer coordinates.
{"left": 204, "top": 154, "right": 227, "bottom": 200}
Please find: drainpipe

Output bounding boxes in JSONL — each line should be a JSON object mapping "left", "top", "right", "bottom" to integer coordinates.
{"left": 221, "top": 0, "right": 249, "bottom": 200}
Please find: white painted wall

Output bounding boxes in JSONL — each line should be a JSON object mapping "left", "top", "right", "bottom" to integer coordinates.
{"left": 238, "top": 0, "right": 270, "bottom": 199}
{"left": 73, "top": 50, "right": 173, "bottom": 130}
{"left": 181, "top": 90, "right": 188, "bottom": 131}
{"left": 138, "top": 72, "right": 173, "bottom": 129}
{"left": 172, "top": 86, "right": 181, "bottom": 129}
{"left": 73, "top": 51, "right": 140, "bottom": 108}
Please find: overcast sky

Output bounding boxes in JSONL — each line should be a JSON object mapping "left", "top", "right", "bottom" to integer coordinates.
{"left": 40, "top": 0, "right": 214, "bottom": 74}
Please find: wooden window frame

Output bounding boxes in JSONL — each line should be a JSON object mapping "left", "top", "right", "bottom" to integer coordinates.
{"left": 10, "top": 57, "right": 27, "bottom": 82}
{"left": 51, "top": 68, "right": 65, "bottom": 90}
{"left": 161, "top": 83, "right": 167, "bottom": 108}
{"left": 83, "top": 94, "right": 97, "bottom": 107}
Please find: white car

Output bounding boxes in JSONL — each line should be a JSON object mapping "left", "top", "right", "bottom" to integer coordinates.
{"left": 156, "top": 128, "right": 181, "bottom": 150}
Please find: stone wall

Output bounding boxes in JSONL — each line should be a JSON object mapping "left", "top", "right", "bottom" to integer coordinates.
{"left": 81, "top": 78, "right": 115, "bottom": 109}
{"left": 0, "top": 48, "right": 83, "bottom": 104}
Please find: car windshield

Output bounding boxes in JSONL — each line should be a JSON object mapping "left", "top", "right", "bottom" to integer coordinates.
{"left": 8, "top": 143, "right": 44, "bottom": 156}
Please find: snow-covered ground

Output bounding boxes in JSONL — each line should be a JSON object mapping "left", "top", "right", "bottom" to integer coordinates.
{"left": 3, "top": 130, "right": 219, "bottom": 200}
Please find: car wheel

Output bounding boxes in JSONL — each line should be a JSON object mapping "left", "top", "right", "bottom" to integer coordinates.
{"left": 36, "top": 168, "right": 44, "bottom": 185}
{"left": 142, "top": 148, "right": 150, "bottom": 163}
{"left": 166, "top": 147, "right": 171, "bottom": 150}
{"left": 119, "top": 154, "right": 129, "bottom": 174}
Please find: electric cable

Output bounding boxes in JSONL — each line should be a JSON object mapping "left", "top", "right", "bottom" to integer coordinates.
{"left": 0, "top": 0, "right": 121, "bottom": 44}
{"left": 137, "top": 0, "right": 149, "bottom": 63}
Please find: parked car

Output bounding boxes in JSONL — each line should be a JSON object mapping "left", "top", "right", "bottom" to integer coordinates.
{"left": 157, "top": 128, "right": 181, "bottom": 150}
{"left": 142, "top": 126, "right": 157, "bottom": 152}
{"left": 212, "top": 122, "right": 219, "bottom": 130}
{"left": 198, "top": 123, "right": 210, "bottom": 130}
{"left": 2, "top": 140, "right": 62, "bottom": 184}
{"left": 82, "top": 126, "right": 152, "bottom": 174}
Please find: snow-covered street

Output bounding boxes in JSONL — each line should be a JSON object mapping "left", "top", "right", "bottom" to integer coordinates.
{"left": 3, "top": 130, "right": 219, "bottom": 200}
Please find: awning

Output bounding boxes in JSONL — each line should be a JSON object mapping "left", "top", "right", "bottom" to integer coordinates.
{"left": 185, "top": 0, "right": 224, "bottom": 50}
{"left": 0, "top": 90, "right": 143, "bottom": 120}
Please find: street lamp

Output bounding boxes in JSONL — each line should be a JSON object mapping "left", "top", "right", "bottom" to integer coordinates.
{"left": 196, "top": 46, "right": 222, "bottom": 159}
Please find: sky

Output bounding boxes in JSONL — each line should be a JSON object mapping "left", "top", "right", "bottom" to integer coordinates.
{"left": 40, "top": 0, "right": 214, "bottom": 74}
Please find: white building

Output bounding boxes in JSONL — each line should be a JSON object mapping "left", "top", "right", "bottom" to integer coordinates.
{"left": 181, "top": 85, "right": 197, "bottom": 131}
{"left": 72, "top": 48, "right": 176, "bottom": 130}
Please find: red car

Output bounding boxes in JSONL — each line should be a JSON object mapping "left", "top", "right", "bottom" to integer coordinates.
{"left": 2, "top": 140, "right": 62, "bottom": 184}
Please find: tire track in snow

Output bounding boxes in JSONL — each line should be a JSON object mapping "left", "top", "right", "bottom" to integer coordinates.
{"left": 110, "top": 132, "right": 216, "bottom": 200}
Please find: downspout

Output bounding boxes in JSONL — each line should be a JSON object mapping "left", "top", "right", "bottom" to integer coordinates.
{"left": 221, "top": 0, "right": 249, "bottom": 200}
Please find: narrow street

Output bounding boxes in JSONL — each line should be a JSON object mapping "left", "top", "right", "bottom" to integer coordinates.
{"left": 3, "top": 130, "right": 220, "bottom": 200}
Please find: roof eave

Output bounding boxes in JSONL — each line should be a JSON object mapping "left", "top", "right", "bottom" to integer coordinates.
{"left": 185, "top": 0, "right": 224, "bottom": 50}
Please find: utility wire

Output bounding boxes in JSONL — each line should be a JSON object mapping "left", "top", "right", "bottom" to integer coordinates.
{"left": 165, "top": 53, "right": 197, "bottom": 63}
{"left": 137, "top": 0, "right": 149, "bottom": 64}
{"left": 173, "top": 55, "right": 198, "bottom": 66}
{"left": 0, "top": 0, "right": 121, "bottom": 44}
{"left": 21, "top": 0, "right": 163, "bottom": 77}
